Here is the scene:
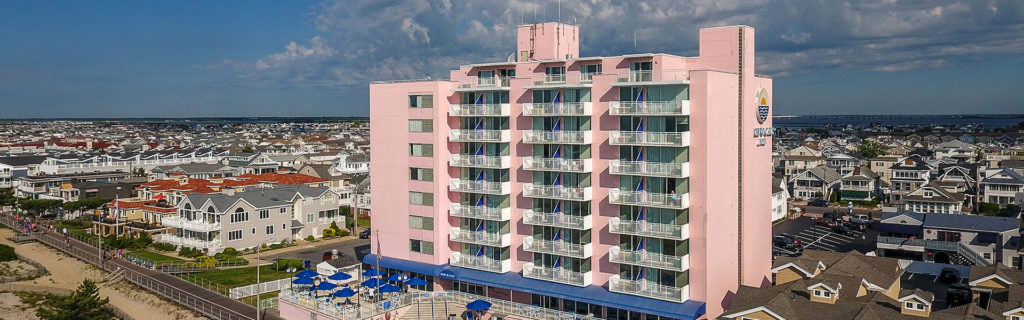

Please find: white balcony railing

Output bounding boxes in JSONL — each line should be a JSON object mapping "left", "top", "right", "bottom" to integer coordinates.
{"left": 609, "top": 101, "right": 690, "bottom": 116}
{"left": 449, "top": 179, "right": 510, "bottom": 195}
{"left": 522, "top": 102, "right": 592, "bottom": 116}
{"left": 449, "top": 103, "right": 510, "bottom": 117}
{"left": 523, "top": 184, "right": 591, "bottom": 201}
{"left": 522, "top": 157, "right": 591, "bottom": 173}
{"left": 457, "top": 76, "right": 512, "bottom": 89}
{"left": 160, "top": 216, "right": 221, "bottom": 232}
{"left": 609, "top": 189, "right": 690, "bottom": 210}
{"left": 522, "top": 263, "right": 591, "bottom": 287}
{"left": 158, "top": 234, "right": 222, "bottom": 251}
{"left": 609, "top": 160, "right": 689, "bottom": 178}
{"left": 522, "top": 130, "right": 592, "bottom": 145}
{"left": 449, "top": 228, "right": 511, "bottom": 247}
{"left": 612, "top": 69, "right": 689, "bottom": 84}
{"left": 609, "top": 246, "right": 689, "bottom": 272}
{"left": 609, "top": 131, "right": 689, "bottom": 147}
{"left": 608, "top": 275, "right": 688, "bottom": 302}
{"left": 523, "top": 236, "right": 592, "bottom": 258}
{"left": 449, "top": 154, "right": 510, "bottom": 169}
{"left": 449, "top": 252, "right": 511, "bottom": 273}
{"left": 449, "top": 203, "right": 510, "bottom": 221}
{"left": 449, "top": 129, "right": 511, "bottom": 143}
{"left": 609, "top": 217, "right": 689, "bottom": 241}
{"left": 526, "top": 73, "right": 596, "bottom": 86}
{"left": 522, "top": 210, "right": 592, "bottom": 230}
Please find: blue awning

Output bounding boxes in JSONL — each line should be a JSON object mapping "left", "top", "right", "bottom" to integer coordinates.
{"left": 361, "top": 254, "right": 448, "bottom": 277}
{"left": 364, "top": 254, "right": 705, "bottom": 320}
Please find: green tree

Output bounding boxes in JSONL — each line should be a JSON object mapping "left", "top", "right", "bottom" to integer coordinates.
{"left": 18, "top": 199, "right": 63, "bottom": 215}
{"left": 37, "top": 279, "right": 111, "bottom": 320}
{"left": 857, "top": 140, "right": 889, "bottom": 159}
{"left": 242, "top": 146, "right": 255, "bottom": 153}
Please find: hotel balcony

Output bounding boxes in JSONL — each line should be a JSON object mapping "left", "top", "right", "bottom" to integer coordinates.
{"left": 609, "top": 160, "right": 689, "bottom": 178}
{"left": 449, "top": 203, "right": 511, "bottom": 221}
{"left": 449, "top": 103, "right": 510, "bottom": 117}
{"left": 609, "top": 101, "right": 690, "bottom": 116}
{"left": 522, "top": 210, "right": 592, "bottom": 230}
{"left": 449, "top": 154, "right": 511, "bottom": 169}
{"left": 609, "top": 131, "right": 689, "bottom": 147}
{"left": 608, "top": 275, "right": 688, "bottom": 302}
{"left": 523, "top": 183, "right": 592, "bottom": 201}
{"left": 449, "top": 228, "right": 511, "bottom": 247}
{"left": 523, "top": 73, "right": 597, "bottom": 89}
{"left": 522, "top": 157, "right": 592, "bottom": 173}
{"left": 609, "top": 189, "right": 690, "bottom": 210}
{"left": 522, "top": 102, "right": 592, "bottom": 117}
{"left": 449, "top": 179, "right": 511, "bottom": 195}
{"left": 610, "top": 69, "right": 689, "bottom": 86}
{"left": 609, "top": 245, "right": 689, "bottom": 272}
{"left": 522, "top": 263, "right": 592, "bottom": 287}
{"left": 449, "top": 129, "right": 511, "bottom": 143}
{"left": 522, "top": 130, "right": 592, "bottom": 145}
{"left": 609, "top": 217, "right": 690, "bottom": 241}
{"left": 454, "top": 76, "right": 512, "bottom": 91}
{"left": 160, "top": 216, "right": 221, "bottom": 232}
{"left": 523, "top": 236, "right": 592, "bottom": 259}
{"left": 449, "top": 252, "right": 511, "bottom": 273}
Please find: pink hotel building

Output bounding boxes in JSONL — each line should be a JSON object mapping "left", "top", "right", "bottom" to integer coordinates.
{"left": 367, "top": 23, "right": 773, "bottom": 319}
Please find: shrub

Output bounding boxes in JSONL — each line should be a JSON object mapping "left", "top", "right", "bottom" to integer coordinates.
{"left": 323, "top": 228, "right": 336, "bottom": 238}
{"left": 179, "top": 247, "right": 203, "bottom": 258}
{"left": 0, "top": 244, "right": 16, "bottom": 262}
{"left": 339, "top": 230, "right": 350, "bottom": 237}
{"left": 272, "top": 259, "right": 304, "bottom": 271}
{"left": 220, "top": 247, "right": 240, "bottom": 257}
{"left": 305, "top": 235, "right": 315, "bottom": 242}
{"left": 195, "top": 256, "right": 217, "bottom": 268}
{"left": 978, "top": 202, "right": 1001, "bottom": 215}
{"left": 151, "top": 242, "right": 177, "bottom": 252}
{"left": 269, "top": 243, "right": 283, "bottom": 250}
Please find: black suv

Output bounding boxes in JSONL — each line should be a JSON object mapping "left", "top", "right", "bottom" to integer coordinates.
{"left": 808, "top": 199, "right": 830, "bottom": 207}
{"left": 358, "top": 228, "right": 371, "bottom": 239}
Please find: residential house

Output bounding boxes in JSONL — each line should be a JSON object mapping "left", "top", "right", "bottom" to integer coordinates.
{"left": 887, "top": 155, "right": 932, "bottom": 204}
{"left": 791, "top": 166, "right": 842, "bottom": 200}
{"left": 876, "top": 211, "right": 1020, "bottom": 268}
{"left": 932, "top": 140, "right": 978, "bottom": 163}
{"left": 772, "top": 177, "right": 789, "bottom": 222}
{"left": 827, "top": 152, "right": 864, "bottom": 176}
{"left": 967, "top": 264, "right": 1024, "bottom": 316}
{"left": 839, "top": 166, "right": 880, "bottom": 201}
{"left": 150, "top": 163, "right": 239, "bottom": 179}
{"left": 0, "top": 155, "right": 46, "bottom": 188}
{"left": 222, "top": 152, "right": 280, "bottom": 174}
{"left": 332, "top": 152, "right": 370, "bottom": 175}
{"left": 901, "top": 182, "right": 965, "bottom": 214}
{"left": 783, "top": 146, "right": 825, "bottom": 179}
{"left": 15, "top": 171, "right": 133, "bottom": 199}
{"left": 980, "top": 168, "right": 1024, "bottom": 207}
{"left": 869, "top": 155, "right": 900, "bottom": 183}
{"left": 268, "top": 154, "right": 310, "bottom": 169}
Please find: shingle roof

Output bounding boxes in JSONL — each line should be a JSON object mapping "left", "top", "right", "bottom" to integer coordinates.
{"left": 0, "top": 155, "right": 47, "bottom": 167}
{"left": 982, "top": 168, "right": 1024, "bottom": 185}
{"left": 923, "top": 213, "right": 1019, "bottom": 233}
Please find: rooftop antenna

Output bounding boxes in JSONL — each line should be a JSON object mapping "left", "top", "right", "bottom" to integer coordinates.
{"left": 634, "top": 31, "right": 638, "bottom": 53}
{"left": 520, "top": 0, "right": 524, "bottom": 24}
{"left": 558, "top": 0, "right": 561, "bottom": 23}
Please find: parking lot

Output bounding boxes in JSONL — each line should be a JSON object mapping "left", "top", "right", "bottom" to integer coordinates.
{"left": 773, "top": 216, "right": 879, "bottom": 254}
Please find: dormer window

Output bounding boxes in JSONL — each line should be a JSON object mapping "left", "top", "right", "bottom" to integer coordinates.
{"left": 904, "top": 302, "right": 924, "bottom": 310}
{"left": 813, "top": 289, "right": 832, "bottom": 298}
{"left": 924, "top": 191, "right": 933, "bottom": 197}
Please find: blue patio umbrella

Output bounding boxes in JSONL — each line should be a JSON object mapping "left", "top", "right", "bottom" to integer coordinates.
{"left": 333, "top": 288, "right": 357, "bottom": 298}
{"left": 404, "top": 278, "right": 428, "bottom": 286}
{"left": 386, "top": 273, "right": 405, "bottom": 282}
{"left": 328, "top": 271, "right": 352, "bottom": 281}
{"left": 292, "top": 277, "right": 315, "bottom": 285}
{"left": 379, "top": 283, "right": 401, "bottom": 293}
{"left": 362, "top": 268, "right": 382, "bottom": 277}
{"left": 361, "top": 278, "right": 384, "bottom": 288}
{"left": 466, "top": 299, "right": 492, "bottom": 311}
{"left": 295, "top": 269, "right": 319, "bottom": 278}
{"left": 317, "top": 282, "right": 339, "bottom": 291}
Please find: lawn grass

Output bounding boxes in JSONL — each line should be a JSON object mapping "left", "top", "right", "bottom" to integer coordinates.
{"left": 357, "top": 219, "right": 370, "bottom": 227}
{"left": 241, "top": 291, "right": 280, "bottom": 307}
{"left": 192, "top": 265, "right": 294, "bottom": 288}
{"left": 129, "top": 250, "right": 183, "bottom": 264}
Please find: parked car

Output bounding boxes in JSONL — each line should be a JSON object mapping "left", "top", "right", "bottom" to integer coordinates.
{"left": 778, "top": 233, "right": 804, "bottom": 248}
{"left": 358, "top": 228, "right": 371, "bottom": 239}
{"left": 831, "top": 224, "right": 854, "bottom": 235}
{"left": 814, "top": 217, "right": 838, "bottom": 227}
{"left": 939, "top": 267, "right": 961, "bottom": 284}
{"left": 772, "top": 245, "right": 802, "bottom": 257}
{"left": 322, "top": 251, "right": 333, "bottom": 261}
{"left": 808, "top": 199, "right": 830, "bottom": 207}
{"left": 773, "top": 236, "right": 800, "bottom": 250}
{"left": 850, "top": 214, "right": 874, "bottom": 225}
{"left": 842, "top": 221, "right": 867, "bottom": 232}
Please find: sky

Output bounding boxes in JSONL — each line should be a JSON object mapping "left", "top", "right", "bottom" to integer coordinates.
{"left": 1, "top": 0, "right": 1023, "bottom": 118}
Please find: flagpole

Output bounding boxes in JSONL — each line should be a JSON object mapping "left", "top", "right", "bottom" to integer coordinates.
{"left": 375, "top": 228, "right": 381, "bottom": 305}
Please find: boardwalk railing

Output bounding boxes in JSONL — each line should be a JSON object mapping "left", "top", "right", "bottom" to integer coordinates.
{"left": 230, "top": 278, "right": 293, "bottom": 299}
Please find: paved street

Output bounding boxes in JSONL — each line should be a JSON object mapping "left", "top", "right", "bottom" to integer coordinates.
{"left": 264, "top": 237, "right": 369, "bottom": 267}
{"left": 773, "top": 216, "right": 878, "bottom": 254}
{"left": 793, "top": 204, "right": 882, "bottom": 217}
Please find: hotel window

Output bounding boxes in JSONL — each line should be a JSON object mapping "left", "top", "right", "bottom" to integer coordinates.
{"left": 410, "top": 239, "right": 434, "bottom": 255}
{"left": 228, "top": 230, "right": 242, "bottom": 241}
{"left": 409, "top": 95, "right": 433, "bottom": 108}
{"left": 259, "top": 210, "right": 269, "bottom": 220}
{"left": 409, "top": 144, "right": 433, "bottom": 157}
{"left": 580, "top": 64, "right": 602, "bottom": 82}
{"left": 544, "top": 66, "right": 565, "bottom": 83}
{"left": 477, "top": 70, "right": 495, "bottom": 86}
{"left": 409, "top": 192, "right": 434, "bottom": 206}
{"left": 409, "top": 168, "right": 433, "bottom": 182}
{"left": 266, "top": 225, "right": 274, "bottom": 235}
{"left": 409, "top": 216, "right": 434, "bottom": 231}
{"left": 409, "top": 119, "right": 433, "bottom": 133}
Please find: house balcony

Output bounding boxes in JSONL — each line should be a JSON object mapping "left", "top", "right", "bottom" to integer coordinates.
{"left": 522, "top": 236, "right": 592, "bottom": 259}
{"left": 610, "top": 69, "right": 689, "bottom": 86}
{"left": 609, "top": 101, "right": 690, "bottom": 116}
{"left": 609, "top": 245, "right": 689, "bottom": 272}
{"left": 609, "top": 217, "right": 689, "bottom": 241}
{"left": 160, "top": 216, "right": 221, "bottom": 232}
{"left": 522, "top": 210, "right": 592, "bottom": 230}
{"left": 610, "top": 131, "right": 689, "bottom": 147}
{"left": 609, "top": 189, "right": 690, "bottom": 210}
{"left": 449, "top": 252, "right": 511, "bottom": 273}
{"left": 158, "top": 234, "right": 222, "bottom": 251}
{"left": 449, "top": 129, "right": 511, "bottom": 143}
{"left": 522, "top": 263, "right": 592, "bottom": 287}
{"left": 522, "top": 130, "right": 592, "bottom": 145}
{"left": 609, "top": 160, "right": 689, "bottom": 178}
{"left": 449, "top": 204, "right": 511, "bottom": 221}
{"left": 449, "top": 154, "right": 511, "bottom": 169}
{"left": 608, "top": 275, "right": 688, "bottom": 302}
{"left": 522, "top": 157, "right": 592, "bottom": 173}
{"left": 449, "top": 228, "right": 511, "bottom": 247}
{"left": 449, "top": 179, "right": 510, "bottom": 195}
{"left": 449, "top": 103, "right": 510, "bottom": 117}
{"left": 522, "top": 102, "right": 592, "bottom": 117}
{"left": 523, "top": 183, "right": 592, "bottom": 201}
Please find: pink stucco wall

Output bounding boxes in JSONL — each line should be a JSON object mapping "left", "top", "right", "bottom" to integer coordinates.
{"left": 516, "top": 22, "right": 580, "bottom": 61}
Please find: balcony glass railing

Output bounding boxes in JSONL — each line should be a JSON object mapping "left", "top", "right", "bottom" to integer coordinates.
{"left": 608, "top": 275, "right": 687, "bottom": 302}
{"left": 608, "top": 217, "right": 689, "bottom": 240}
{"left": 609, "top": 189, "right": 689, "bottom": 210}
{"left": 609, "top": 101, "right": 689, "bottom": 116}
{"left": 449, "top": 129, "right": 510, "bottom": 142}
{"left": 449, "top": 204, "right": 510, "bottom": 221}
{"left": 609, "top": 160, "right": 689, "bottom": 178}
{"left": 449, "top": 179, "right": 509, "bottom": 195}
{"left": 449, "top": 154, "right": 509, "bottom": 169}
{"left": 522, "top": 263, "right": 590, "bottom": 287}
{"left": 449, "top": 252, "right": 510, "bottom": 273}
{"left": 521, "top": 102, "right": 591, "bottom": 116}
{"left": 522, "top": 236, "right": 590, "bottom": 258}
{"left": 612, "top": 69, "right": 689, "bottom": 84}
{"left": 522, "top": 157, "right": 590, "bottom": 173}
{"left": 449, "top": 103, "right": 510, "bottom": 117}
{"left": 449, "top": 228, "right": 510, "bottom": 247}
{"left": 609, "top": 131, "right": 689, "bottom": 147}
{"left": 522, "top": 130, "right": 591, "bottom": 144}
{"left": 457, "top": 76, "right": 512, "bottom": 89}
{"left": 609, "top": 245, "right": 688, "bottom": 272}
{"left": 522, "top": 210, "right": 592, "bottom": 230}
{"left": 523, "top": 183, "right": 590, "bottom": 201}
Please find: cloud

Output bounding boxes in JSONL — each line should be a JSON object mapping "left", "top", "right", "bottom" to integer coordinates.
{"left": 217, "top": 0, "right": 1024, "bottom": 88}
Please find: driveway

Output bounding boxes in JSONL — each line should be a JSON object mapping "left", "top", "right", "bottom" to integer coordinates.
{"left": 264, "top": 238, "right": 369, "bottom": 268}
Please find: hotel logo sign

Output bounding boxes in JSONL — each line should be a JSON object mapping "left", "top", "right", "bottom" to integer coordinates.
{"left": 756, "top": 88, "right": 770, "bottom": 124}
